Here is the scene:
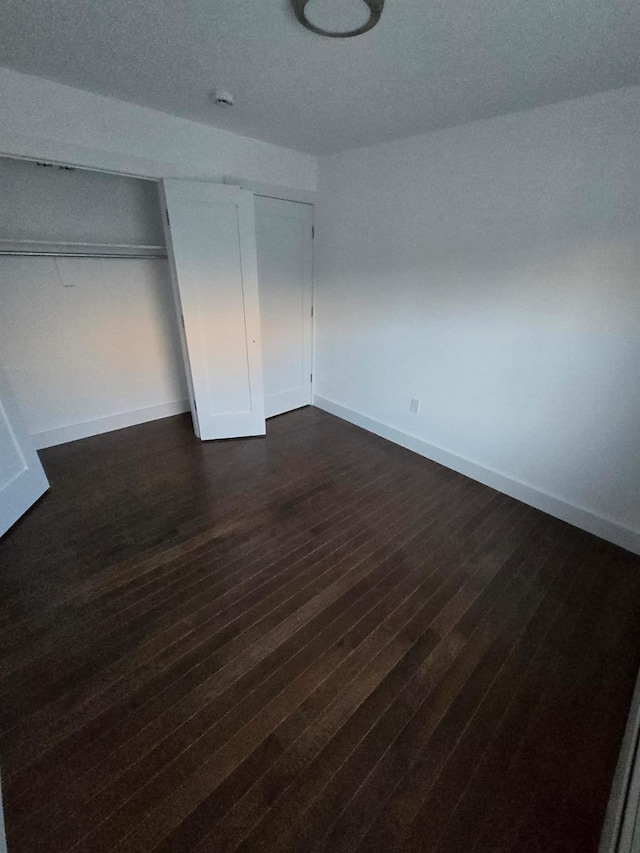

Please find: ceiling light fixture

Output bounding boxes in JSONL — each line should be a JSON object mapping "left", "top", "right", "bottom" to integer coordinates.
{"left": 292, "top": 0, "right": 384, "bottom": 38}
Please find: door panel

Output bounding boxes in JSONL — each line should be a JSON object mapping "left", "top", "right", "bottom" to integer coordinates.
{"left": 162, "top": 181, "right": 265, "bottom": 439}
{"left": 0, "top": 363, "right": 49, "bottom": 537}
{"left": 255, "top": 197, "right": 313, "bottom": 419}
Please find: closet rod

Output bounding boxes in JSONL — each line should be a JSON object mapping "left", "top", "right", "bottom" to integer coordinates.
{"left": 0, "top": 239, "right": 167, "bottom": 259}
{"left": 0, "top": 250, "right": 168, "bottom": 259}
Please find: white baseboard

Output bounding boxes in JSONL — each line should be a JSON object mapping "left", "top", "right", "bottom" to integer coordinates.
{"left": 32, "top": 400, "right": 190, "bottom": 449}
{"left": 313, "top": 395, "right": 640, "bottom": 556}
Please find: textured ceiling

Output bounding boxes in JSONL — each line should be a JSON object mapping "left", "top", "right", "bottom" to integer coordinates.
{"left": 1, "top": 0, "right": 638, "bottom": 154}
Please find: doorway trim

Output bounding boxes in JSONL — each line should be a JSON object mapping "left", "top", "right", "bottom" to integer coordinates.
{"left": 600, "top": 668, "right": 640, "bottom": 852}
{"left": 0, "top": 133, "right": 178, "bottom": 182}
{"left": 223, "top": 175, "right": 315, "bottom": 206}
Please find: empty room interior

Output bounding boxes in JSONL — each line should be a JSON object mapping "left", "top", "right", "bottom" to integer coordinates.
{"left": 1, "top": 1, "right": 639, "bottom": 851}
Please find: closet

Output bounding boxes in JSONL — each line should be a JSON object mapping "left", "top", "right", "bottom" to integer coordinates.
{"left": 0, "top": 158, "right": 186, "bottom": 449}
{"left": 0, "top": 157, "right": 314, "bottom": 448}
{"left": 0, "top": 156, "right": 314, "bottom": 532}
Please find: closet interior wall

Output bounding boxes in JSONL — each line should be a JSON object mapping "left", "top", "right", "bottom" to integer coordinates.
{"left": 0, "top": 157, "right": 188, "bottom": 448}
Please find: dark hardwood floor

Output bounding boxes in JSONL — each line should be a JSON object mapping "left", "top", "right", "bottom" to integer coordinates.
{"left": 1, "top": 406, "right": 639, "bottom": 852}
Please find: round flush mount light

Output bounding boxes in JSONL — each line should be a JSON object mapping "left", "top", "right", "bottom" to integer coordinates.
{"left": 292, "top": 0, "right": 384, "bottom": 38}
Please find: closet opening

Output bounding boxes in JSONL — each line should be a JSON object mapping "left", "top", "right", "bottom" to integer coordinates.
{"left": 0, "top": 155, "right": 188, "bottom": 450}
{"left": 0, "top": 156, "right": 314, "bottom": 451}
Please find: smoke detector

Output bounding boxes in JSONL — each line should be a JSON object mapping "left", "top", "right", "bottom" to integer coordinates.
{"left": 213, "top": 90, "right": 234, "bottom": 107}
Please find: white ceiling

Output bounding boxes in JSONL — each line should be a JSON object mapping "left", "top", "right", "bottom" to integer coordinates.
{"left": 1, "top": 0, "right": 638, "bottom": 154}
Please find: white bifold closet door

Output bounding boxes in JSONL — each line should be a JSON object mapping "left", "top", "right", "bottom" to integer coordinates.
{"left": 255, "top": 196, "right": 313, "bottom": 419}
{"left": 0, "top": 363, "right": 49, "bottom": 537}
{"left": 161, "top": 181, "right": 266, "bottom": 440}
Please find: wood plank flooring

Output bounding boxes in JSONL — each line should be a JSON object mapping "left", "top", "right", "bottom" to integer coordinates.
{"left": 0, "top": 406, "right": 639, "bottom": 852}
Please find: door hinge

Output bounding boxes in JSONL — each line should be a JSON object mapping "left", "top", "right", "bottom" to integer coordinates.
{"left": 165, "top": 208, "right": 171, "bottom": 227}
{"left": 311, "top": 305, "right": 314, "bottom": 318}
{"left": 310, "top": 372, "right": 313, "bottom": 383}
{"left": 311, "top": 226, "right": 315, "bottom": 239}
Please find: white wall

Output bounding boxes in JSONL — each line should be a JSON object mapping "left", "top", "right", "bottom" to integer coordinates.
{"left": 0, "top": 66, "right": 316, "bottom": 189}
{"left": 0, "top": 156, "right": 165, "bottom": 246}
{"left": 314, "top": 86, "right": 640, "bottom": 553}
{"left": 0, "top": 256, "right": 188, "bottom": 447}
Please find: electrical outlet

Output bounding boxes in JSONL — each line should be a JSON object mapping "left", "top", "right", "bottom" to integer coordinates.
{"left": 410, "top": 397, "right": 420, "bottom": 414}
